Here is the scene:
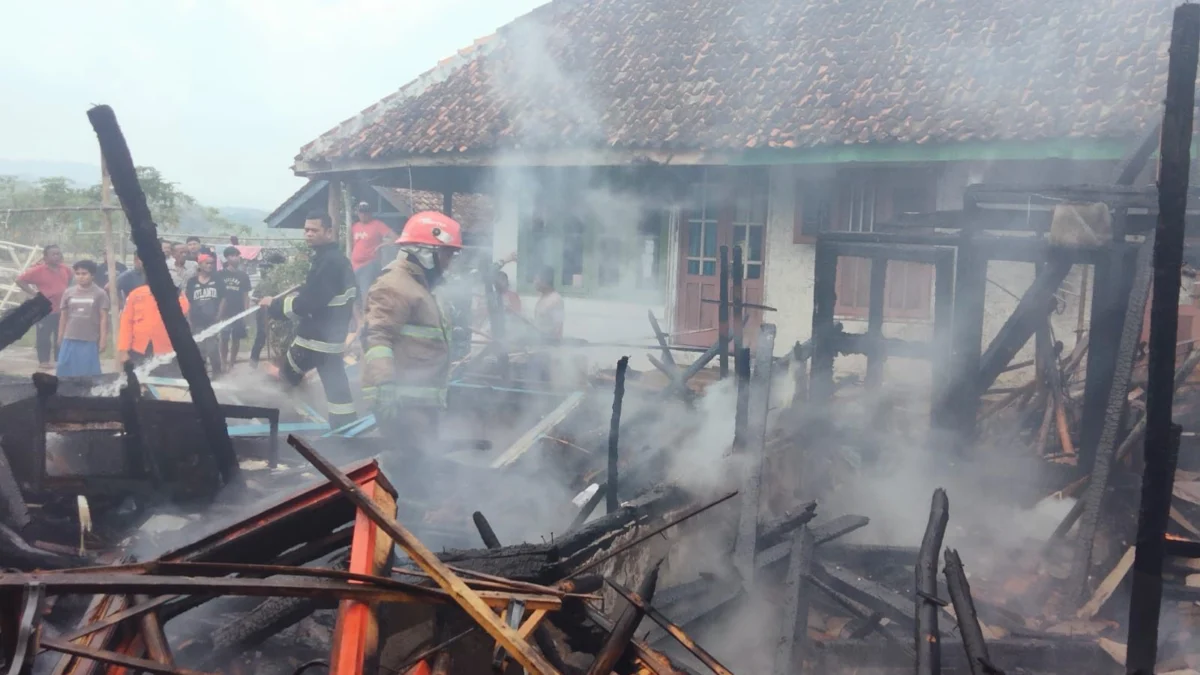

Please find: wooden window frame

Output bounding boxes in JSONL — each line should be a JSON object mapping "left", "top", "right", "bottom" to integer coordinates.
{"left": 831, "top": 168, "right": 938, "bottom": 321}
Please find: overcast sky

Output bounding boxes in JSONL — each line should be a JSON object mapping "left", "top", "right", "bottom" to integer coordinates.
{"left": 0, "top": 0, "right": 544, "bottom": 209}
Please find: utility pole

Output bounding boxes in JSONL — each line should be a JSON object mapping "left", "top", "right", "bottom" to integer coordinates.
{"left": 101, "top": 159, "right": 121, "bottom": 367}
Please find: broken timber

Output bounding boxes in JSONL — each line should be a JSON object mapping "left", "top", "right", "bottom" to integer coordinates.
{"left": 491, "top": 391, "right": 586, "bottom": 469}
{"left": 287, "top": 435, "right": 561, "bottom": 675}
{"left": 734, "top": 324, "right": 776, "bottom": 583}
{"left": 772, "top": 525, "right": 814, "bottom": 675}
{"left": 606, "top": 577, "right": 735, "bottom": 675}
{"left": 1126, "top": 9, "right": 1200, "bottom": 673}
{"left": 87, "top": 105, "right": 237, "bottom": 485}
{"left": 586, "top": 561, "right": 661, "bottom": 675}
{"left": 0, "top": 293, "right": 50, "bottom": 353}
{"left": 608, "top": 356, "right": 629, "bottom": 513}
{"left": 944, "top": 548, "right": 1002, "bottom": 675}
{"left": 916, "top": 489, "right": 950, "bottom": 675}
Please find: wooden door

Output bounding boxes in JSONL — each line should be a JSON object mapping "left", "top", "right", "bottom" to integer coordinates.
{"left": 675, "top": 173, "right": 767, "bottom": 347}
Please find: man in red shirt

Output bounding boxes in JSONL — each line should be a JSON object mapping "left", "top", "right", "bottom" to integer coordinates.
{"left": 17, "top": 244, "right": 73, "bottom": 370}
{"left": 350, "top": 202, "right": 395, "bottom": 302}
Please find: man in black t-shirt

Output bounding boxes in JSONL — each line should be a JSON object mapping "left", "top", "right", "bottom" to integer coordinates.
{"left": 218, "top": 246, "right": 252, "bottom": 369}
{"left": 185, "top": 254, "right": 223, "bottom": 375}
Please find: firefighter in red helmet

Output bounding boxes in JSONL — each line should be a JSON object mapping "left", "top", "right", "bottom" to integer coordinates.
{"left": 361, "top": 211, "right": 462, "bottom": 451}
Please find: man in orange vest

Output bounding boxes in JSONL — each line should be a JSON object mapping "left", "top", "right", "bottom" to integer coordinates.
{"left": 117, "top": 281, "right": 190, "bottom": 374}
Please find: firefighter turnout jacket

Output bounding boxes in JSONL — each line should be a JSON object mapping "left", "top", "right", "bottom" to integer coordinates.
{"left": 268, "top": 242, "right": 357, "bottom": 354}
{"left": 362, "top": 258, "right": 450, "bottom": 408}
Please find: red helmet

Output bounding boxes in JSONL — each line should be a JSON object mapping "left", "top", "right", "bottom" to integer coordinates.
{"left": 396, "top": 212, "right": 463, "bottom": 249}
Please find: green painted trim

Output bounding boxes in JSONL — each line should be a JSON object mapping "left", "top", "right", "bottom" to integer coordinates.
{"left": 732, "top": 139, "right": 1133, "bottom": 166}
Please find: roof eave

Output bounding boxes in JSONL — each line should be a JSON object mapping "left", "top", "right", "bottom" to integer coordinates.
{"left": 293, "top": 148, "right": 722, "bottom": 175}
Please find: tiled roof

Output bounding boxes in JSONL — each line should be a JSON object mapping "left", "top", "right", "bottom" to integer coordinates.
{"left": 374, "top": 187, "right": 495, "bottom": 230}
{"left": 298, "top": 0, "right": 1173, "bottom": 166}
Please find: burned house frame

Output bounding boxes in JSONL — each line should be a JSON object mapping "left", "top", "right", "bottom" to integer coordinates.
{"left": 810, "top": 177, "right": 1200, "bottom": 465}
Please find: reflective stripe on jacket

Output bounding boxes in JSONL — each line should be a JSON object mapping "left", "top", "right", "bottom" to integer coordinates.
{"left": 361, "top": 258, "right": 450, "bottom": 406}
{"left": 268, "top": 242, "right": 356, "bottom": 352}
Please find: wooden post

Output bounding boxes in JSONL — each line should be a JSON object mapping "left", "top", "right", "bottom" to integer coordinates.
{"left": 865, "top": 257, "right": 887, "bottom": 388}
{"left": 87, "top": 105, "right": 238, "bottom": 485}
{"left": 915, "top": 488, "right": 949, "bottom": 675}
{"left": 810, "top": 240, "right": 838, "bottom": 402}
{"left": 773, "top": 525, "right": 814, "bottom": 675}
{"left": 734, "top": 325, "right": 775, "bottom": 584}
{"left": 607, "top": 356, "right": 629, "bottom": 514}
{"left": 101, "top": 159, "right": 121, "bottom": 367}
{"left": 1127, "top": 6, "right": 1200, "bottom": 673}
{"left": 719, "top": 246, "right": 730, "bottom": 379}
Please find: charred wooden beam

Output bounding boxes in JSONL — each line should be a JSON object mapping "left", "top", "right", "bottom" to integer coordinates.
{"left": 719, "top": 246, "right": 730, "bottom": 379}
{"left": 473, "top": 511, "right": 502, "bottom": 550}
{"left": 773, "top": 525, "right": 814, "bottom": 675}
{"left": 0, "top": 447, "right": 28, "bottom": 530}
{"left": 1127, "top": 12, "right": 1200, "bottom": 673}
{"left": 816, "top": 637, "right": 1114, "bottom": 674}
{"left": 608, "top": 357, "right": 629, "bottom": 514}
{"left": 865, "top": 258, "right": 888, "bottom": 388}
{"left": 0, "top": 293, "right": 51, "bottom": 353}
{"left": 564, "top": 490, "right": 737, "bottom": 581}
{"left": 587, "top": 561, "right": 661, "bottom": 675}
{"left": 811, "top": 241, "right": 838, "bottom": 401}
{"left": 87, "top": 105, "right": 237, "bottom": 485}
{"left": 947, "top": 238, "right": 988, "bottom": 438}
{"left": 916, "top": 489, "right": 950, "bottom": 675}
{"left": 1069, "top": 235, "right": 1155, "bottom": 605}
{"left": 606, "top": 577, "right": 734, "bottom": 675}
{"left": 287, "top": 436, "right": 561, "bottom": 675}
{"left": 580, "top": 604, "right": 693, "bottom": 675}
{"left": 734, "top": 347, "right": 750, "bottom": 450}
{"left": 648, "top": 311, "right": 678, "bottom": 372}
{"left": 974, "top": 259, "right": 1071, "bottom": 397}
{"left": 756, "top": 502, "right": 819, "bottom": 550}
{"left": 944, "top": 549, "right": 1001, "bottom": 675}
{"left": 732, "top": 246, "right": 745, "bottom": 358}
{"left": 757, "top": 515, "right": 870, "bottom": 567}
{"left": 734, "top": 325, "right": 776, "bottom": 583}
{"left": 42, "top": 634, "right": 213, "bottom": 675}
{"left": 807, "top": 573, "right": 913, "bottom": 656}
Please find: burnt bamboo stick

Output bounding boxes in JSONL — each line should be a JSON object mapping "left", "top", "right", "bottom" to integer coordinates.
{"left": 1128, "top": 13, "right": 1200, "bottom": 670}
{"left": 916, "top": 488, "right": 950, "bottom": 675}
{"left": 608, "top": 356, "right": 629, "bottom": 513}
{"left": 944, "top": 549, "right": 1002, "bottom": 675}
{"left": 87, "top": 105, "right": 237, "bottom": 484}
{"left": 719, "top": 246, "right": 730, "bottom": 379}
{"left": 606, "top": 577, "right": 734, "bottom": 675}
{"left": 0, "top": 293, "right": 50, "bottom": 353}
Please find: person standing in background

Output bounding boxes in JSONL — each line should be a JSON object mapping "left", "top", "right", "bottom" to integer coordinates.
{"left": 350, "top": 202, "right": 394, "bottom": 302}
{"left": 185, "top": 254, "right": 223, "bottom": 376}
{"left": 56, "top": 260, "right": 109, "bottom": 378}
{"left": 218, "top": 246, "right": 252, "bottom": 370}
{"left": 115, "top": 253, "right": 145, "bottom": 306}
{"left": 169, "top": 243, "right": 198, "bottom": 289}
{"left": 186, "top": 236, "right": 214, "bottom": 260}
{"left": 16, "top": 244, "right": 72, "bottom": 370}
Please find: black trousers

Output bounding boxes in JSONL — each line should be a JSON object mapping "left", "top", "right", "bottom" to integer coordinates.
{"left": 250, "top": 311, "right": 268, "bottom": 363}
{"left": 35, "top": 312, "right": 59, "bottom": 364}
{"left": 281, "top": 343, "right": 357, "bottom": 430}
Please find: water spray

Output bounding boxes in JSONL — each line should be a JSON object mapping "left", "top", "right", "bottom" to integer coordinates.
{"left": 91, "top": 285, "right": 299, "bottom": 396}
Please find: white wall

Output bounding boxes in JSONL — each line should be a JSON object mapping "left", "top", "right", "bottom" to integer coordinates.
{"left": 762, "top": 164, "right": 817, "bottom": 355}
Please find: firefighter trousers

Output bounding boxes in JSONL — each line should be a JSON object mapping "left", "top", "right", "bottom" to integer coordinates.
{"left": 281, "top": 343, "right": 358, "bottom": 430}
